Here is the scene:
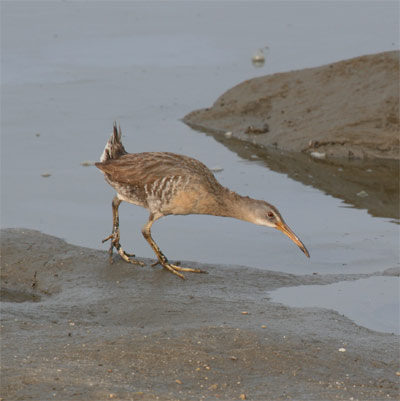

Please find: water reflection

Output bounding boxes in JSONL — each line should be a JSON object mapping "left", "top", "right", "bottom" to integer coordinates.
{"left": 186, "top": 124, "right": 399, "bottom": 221}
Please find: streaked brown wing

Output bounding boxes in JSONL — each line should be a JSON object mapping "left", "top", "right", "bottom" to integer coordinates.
{"left": 95, "top": 152, "right": 217, "bottom": 187}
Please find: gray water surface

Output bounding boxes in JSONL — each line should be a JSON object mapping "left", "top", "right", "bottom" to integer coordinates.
{"left": 1, "top": 2, "right": 399, "bottom": 334}
{"left": 270, "top": 276, "right": 400, "bottom": 334}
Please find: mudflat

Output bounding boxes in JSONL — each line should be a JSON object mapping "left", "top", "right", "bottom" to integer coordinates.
{"left": 1, "top": 228, "right": 398, "bottom": 400}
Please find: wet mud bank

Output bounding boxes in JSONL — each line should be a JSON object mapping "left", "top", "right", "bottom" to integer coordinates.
{"left": 183, "top": 51, "right": 399, "bottom": 161}
{"left": 1, "top": 229, "right": 399, "bottom": 400}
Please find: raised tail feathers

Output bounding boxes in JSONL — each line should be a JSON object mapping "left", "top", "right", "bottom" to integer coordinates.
{"left": 99, "top": 122, "right": 128, "bottom": 162}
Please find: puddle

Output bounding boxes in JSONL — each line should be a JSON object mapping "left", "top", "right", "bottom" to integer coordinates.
{"left": 269, "top": 276, "right": 400, "bottom": 334}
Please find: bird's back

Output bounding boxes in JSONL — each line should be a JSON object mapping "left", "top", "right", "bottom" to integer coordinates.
{"left": 96, "top": 152, "right": 226, "bottom": 216}
{"left": 96, "top": 152, "right": 214, "bottom": 185}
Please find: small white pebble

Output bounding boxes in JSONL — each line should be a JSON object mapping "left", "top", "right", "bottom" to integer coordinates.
{"left": 338, "top": 348, "right": 346, "bottom": 352}
{"left": 224, "top": 131, "right": 232, "bottom": 138}
{"left": 252, "top": 50, "right": 265, "bottom": 63}
{"left": 310, "top": 151, "right": 326, "bottom": 159}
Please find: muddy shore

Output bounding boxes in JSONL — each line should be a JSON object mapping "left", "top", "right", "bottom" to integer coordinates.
{"left": 183, "top": 51, "right": 399, "bottom": 161}
{"left": 1, "top": 228, "right": 399, "bottom": 400}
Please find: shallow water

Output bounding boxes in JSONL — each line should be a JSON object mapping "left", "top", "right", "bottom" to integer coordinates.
{"left": 269, "top": 276, "right": 400, "bottom": 334}
{"left": 1, "top": 2, "right": 399, "bottom": 333}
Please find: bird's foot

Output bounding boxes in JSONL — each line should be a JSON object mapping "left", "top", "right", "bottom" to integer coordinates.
{"left": 153, "top": 258, "right": 208, "bottom": 280}
{"left": 102, "top": 233, "right": 145, "bottom": 266}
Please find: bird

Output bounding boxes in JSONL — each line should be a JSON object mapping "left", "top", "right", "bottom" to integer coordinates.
{"left": 95, "top": 123, "right": 310, "bottom": 279}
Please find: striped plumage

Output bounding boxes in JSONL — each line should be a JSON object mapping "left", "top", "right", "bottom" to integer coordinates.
{"left": 98, "top": 152, "right": 226, "bottom": 215}
{"left": 96, "top": 123, "right": 309, "bottom": 279}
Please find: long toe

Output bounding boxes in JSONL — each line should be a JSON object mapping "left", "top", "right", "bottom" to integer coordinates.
{"left": 162, "top": 263, "right": 186, "bottom": 280}
{"left": 170, "top": 264, "right": 208, "bottom": 274}
{"left": 117, "top": 247, "right": 145, "bottom": 266}
{"left": 158, "top": 261, "right": 208, "bottom": 279}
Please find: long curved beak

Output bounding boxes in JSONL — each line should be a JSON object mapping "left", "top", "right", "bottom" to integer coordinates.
{"left": 275, "top": 221, "right": 310, "bottom": 258}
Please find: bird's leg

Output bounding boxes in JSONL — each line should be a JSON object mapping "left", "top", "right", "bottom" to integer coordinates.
{"left": 141, "top": 214, "right": 207, "bottom": 280}
{"left": 102, "top": 196, "right": 144, "bottom": 266}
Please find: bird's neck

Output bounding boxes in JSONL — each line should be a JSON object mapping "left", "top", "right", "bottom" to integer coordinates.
{"left": 216, "top": 188, "right": 257, "bottom": 223}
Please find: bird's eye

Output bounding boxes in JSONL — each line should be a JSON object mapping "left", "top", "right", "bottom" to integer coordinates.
{"left": 267, "top": 211, "right": 274, "bottom": 218}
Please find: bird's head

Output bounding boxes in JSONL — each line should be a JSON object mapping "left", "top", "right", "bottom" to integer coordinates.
{"left": 247, "top": 200, "right": 310, "bottom": 258}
